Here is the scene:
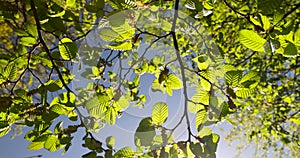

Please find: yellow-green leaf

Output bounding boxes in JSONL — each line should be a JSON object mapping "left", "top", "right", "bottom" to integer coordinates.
{"left": 195, "top": 109, "right": 207, "bottom": 131}
{"left": 152, "top": 102, "right": 168, "bottom": 125}
{"left": 44, "top": 135, "right": 58, "bottom": 152}
{"left": 28, "top": 141, "right": 44, "bottom": 150}
{"left": 58, "top": 38, "right": 78, "bottom": 60}
{"left": 239, "top": 30, "right": 266, "bottom": 51}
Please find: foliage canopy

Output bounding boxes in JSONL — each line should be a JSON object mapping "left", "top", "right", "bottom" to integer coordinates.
{"left": 0, "top": 0, "right": 299, "bottom": 157}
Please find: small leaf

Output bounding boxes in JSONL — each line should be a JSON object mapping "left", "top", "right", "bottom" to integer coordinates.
{"left": 113, "top": 146, "right": 134, "bottom": 157}
{"left": 44, "top": 135, "right": 58, "bottom": 152}
{"left": 152, "top": 102, "right": 168, "bottom": 125}
{"left": 283, "top": 43, "right": 298, "bottom": 57}
{"left": 134, "top": 117, "right": 155, "bottom": 147}
{"left": 66, "top": 0, "right": 76, "bottom": 8}
{"left": 58, "top": 38, "right": 78, "bottom": 60}
{"left": 20, "top": 37, "right": 36, "bottom": 46}
{"left": 195, "top": 109, "right": 207, "bottom": 131}
{"left": 50, "top": 104, "right": 69, "bottom": 115}
{"left": 106, "top": 136, "right": 115, "bottom": 149}
{"left": 4, "top": 64, "right": 17, "bottom": 80}
{"left": 198, "top": 128, "right": 212, "bottom": 138}
{"left": 167, "top": 74, "right": 183, "bottom": 89}
{"left": 28, "top": 141, "right": 44, "bottom": 150}
{"left": 239, "top": 30, "right": 266, "bottom": 51}
{"left": 108, "top": 42, "right": 133, "bottom": 51}
{"left": 259, "top": 13, "right": 270, "bottom": 31}
{"left": 99, "top": 28, "right": 120, "bottom": 42}
{"left": 82, "top": 151, "right": 97, "bottom": 158}
{"left": 239, "top": 71, "right": 259, "bottom": 84}
{"left": 105, "top": 106, "right": 117, "bottom": 125}
{"left": 294, "top": 28, "right": 300, "bottom": 46}
{"left": 225, "top": 71, "right": 242, "bottom": 86}
{"left": 68, "top": 111, "right": 78, "bottom": 121}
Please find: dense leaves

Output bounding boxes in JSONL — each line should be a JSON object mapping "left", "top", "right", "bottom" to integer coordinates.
{"left": 0, "top": 0, "right": 299, "bottom": 157}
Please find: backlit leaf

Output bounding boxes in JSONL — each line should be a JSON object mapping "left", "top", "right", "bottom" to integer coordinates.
{"left": 195, "top": 109, "right": 207, "bottom": 131}
{"left": 239, "top": 30, "right": 266, "bottom": 51}
{"left": 152, "top": 102, "right": 168, "bottom": 125}
{"left": 58, "top": 38, "right": 78, "bottom": 60}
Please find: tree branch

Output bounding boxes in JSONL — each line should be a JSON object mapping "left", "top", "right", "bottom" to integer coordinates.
{"left": 171, "top": 0, "right": 193, "bottom": 141}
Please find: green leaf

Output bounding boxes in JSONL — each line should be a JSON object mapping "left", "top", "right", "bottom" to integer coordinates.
{"left": 28, "top": 141, "right": 45, "bottom": 150}
{"left": 113, "top": 146, "right": 134, "bottom": 157}
{"left": 20, "top": 37, "right": 36, "bottom": 46}
{"left": 68, "top": 111, "right": 78, "bottom": 121}
{"left": 86, "top": 97, "right": 107, "bottom": 119}
{"left": 108, "top": 42, "right": 133, "bottom": 51}
{"left": 50, "top": 104, "right": 69, "bottom": 115}
{"left": 66, "top": 0, "right": 76, "bottom": 8}
{"left": 82, "top": 151, "right": 97, "bottom": 158}
{"left": 239, "top": 71, "right": 259, "bottom": 84}
{"left": 25, "top": 22, "right": 38, "bottom": 37}
{"left": 198, "top": 128, "right": 212, "bottom": 138}
{"left": 259, "top": 13, "right": 270, "bottom": 31}
{"left": 294, "top": 28, "right": 300, "bottom": 46}
{"left": 105, "top": 106, "right": 117, "bottom": 125}
{"left": 44, "top": 135, "right": 58, "bottom": 152}
{"left": 152, "top": 102, "right": 168, "bottom": 125}
{"left": 0, "top": 126, "right": 10, "bottom": 137}
{"left": 167, "top": 74, "right": 183, "bottom": 89}
{"left": 92, "top": 66, "right": 100, "bottom": 76}
{"left": 195, "top": 109, "right": 207, "bottom": 131}
{"left": 106, "top": 136, "right": 115, "bottom": 149}
{"left": 99, "top": 28, "right": 120, "bottom": 42}
{"left": 283, "top": 43, "right": 298, "bottom": 57}
{"left": 44, "top": 80, "right": 63, "bottom": 92}
{"left": 117, "top": 95, "right": 130, "bottom": 110}
{"left": 134, "top": 117, "right": 155, "bottom": 147}
{"left": 239, "top": 30, "right": 266, "bottom": 51}
{"left": 258, "top": 0, "right": 282, "bottom": 14}
{"left": 58, "top": 38, "right": 78, "bottom": 60}
{"left": 225, "top": 71, "right": 243, "bottom": 86}
{"left": 236, "top": 88, "right": 254, "bottom": 98}
{"left": 3, "top": 63, "right": 17, "bottom": 80}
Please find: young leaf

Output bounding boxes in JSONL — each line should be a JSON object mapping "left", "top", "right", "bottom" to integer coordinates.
{"left": 58, "top": 38, "right": 78, "bottom": 60}
{"left": 113, "top": 146, "right": 134, "bottom": 157}
{"left": 3, "top": 64, "right": 17, "bottom": 80}
{"left": 152, "top": 102, "right": 168, "bottom": 125}
{"left": 259, "top": 13, "right": 270, "bottom": 31}
{"left": 198, "top": 128, "right": 212, "bottom": 138}
{"left": 225, "top": 71, "right": 243, "bottom": 86}
{"left": 239, "top": 71, "right": 259, "bottom": 84}
{"left": 28, "top": 141, "right": 45, "bottom": 150}
{"left": 44, "top": 135, "right": 58, "bottom": 152}
{"left": 66, "top": 0, "right": 76, "bottom": 8}
{"left": 167, "top": 74, "right": 183, "bottom": 89}
{"left": 294, "top": 28, "right": 300, "bottom": 46}
{"left": 283, "top": 43, "right": 298, "bottom": 57}
{"left": 106, "top": 136, "right": 115, "bottom": 149}
{"left": 195, "top": 109, "right": 207, "bottom": 131}
{"left": 134, "top": 117, "right": 155, "bottom": 147}
{"left": 239, "top": 30, "right": 266, "bottom": 51}
{"left": 105, "top": 106, "right": 117, "bottom": 125}
{"left": 20, "top": 37, "right": 36, "bottom": 46}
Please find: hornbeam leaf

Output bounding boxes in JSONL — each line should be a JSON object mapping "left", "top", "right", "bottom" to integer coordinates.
{"left": 283, "top": 43, "right": 298, "bottom": 57}
{"left": 113, "top": 146, "right": 134, "bottom": 157}
{"left": 195, "top": 109, "right": 207, "bottom": 131}
{"left": 58, "top": 38, "right": 78, "bottom": 60}
{"left": 44, "top": 135, "right": 58, "bottom": 152}
{"left": 28, "top": 141, "right": 44, "bottom": 150}
{"left": 152, "top": 102, "right": 168, "bottom": 125}
{"left": 239, "top": 30, "right": 266, "bottom": 51}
